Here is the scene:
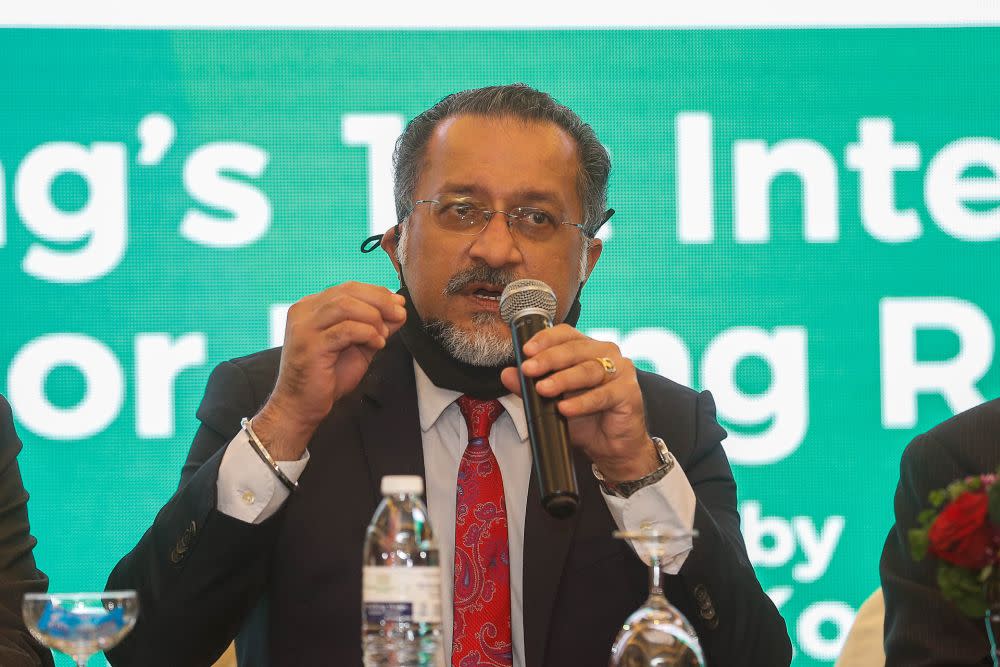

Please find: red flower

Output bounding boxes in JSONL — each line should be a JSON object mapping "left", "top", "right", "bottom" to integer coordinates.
{"left": 928, "top": 492, "right": 996, "bottom": 569}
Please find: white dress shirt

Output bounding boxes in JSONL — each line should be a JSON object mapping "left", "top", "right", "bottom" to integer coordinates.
{"left": 216, "top": 361, "right": 697, "bottom": 667}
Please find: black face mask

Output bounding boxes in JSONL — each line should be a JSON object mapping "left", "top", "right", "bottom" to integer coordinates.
{"left": 396, "top": 275, "right": 583, "bottom": 400}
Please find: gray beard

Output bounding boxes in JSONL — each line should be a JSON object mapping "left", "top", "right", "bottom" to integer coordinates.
{"left": 424, "top": 314, "right": 515, "bottom": 367}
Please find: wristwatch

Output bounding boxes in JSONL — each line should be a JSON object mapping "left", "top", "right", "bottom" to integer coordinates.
{"left": 592, "top": 437, "right": 675, "bottom": 499}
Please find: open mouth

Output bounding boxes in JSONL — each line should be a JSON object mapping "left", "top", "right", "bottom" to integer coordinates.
{"left": 471, "top": 288, "right": 502, "bottom": 302}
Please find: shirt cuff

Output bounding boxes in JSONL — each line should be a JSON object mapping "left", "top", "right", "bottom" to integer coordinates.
{"left": 600, "top": 458, "right": 697, "bottom": 574}
{"left": 216, "top": 429, "right": 310, "bottom": 524}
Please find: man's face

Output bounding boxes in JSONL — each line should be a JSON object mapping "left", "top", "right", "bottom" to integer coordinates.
{"left": 383, "top": 114, "right": 602, "bottom": 364}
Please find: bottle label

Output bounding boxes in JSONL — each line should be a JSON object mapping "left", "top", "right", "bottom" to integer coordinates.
{"left": 362, "top": 566, "right": 442, "bottom": 624}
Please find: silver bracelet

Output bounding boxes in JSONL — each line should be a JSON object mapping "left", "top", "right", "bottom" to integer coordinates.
{"left": 241, "top": 417, "right": 299, "bottom": 493}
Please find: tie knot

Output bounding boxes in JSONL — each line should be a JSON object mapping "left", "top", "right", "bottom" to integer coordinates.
{"left": 456, "top": 396, "right": 504, "bottom": 440}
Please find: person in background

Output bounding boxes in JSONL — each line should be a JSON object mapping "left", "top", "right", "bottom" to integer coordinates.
{"left": 0, "top": 395, "right": 55, "bottom": 667}
{"left": 881, "top": 397, "right": 1000, "bottom": 665}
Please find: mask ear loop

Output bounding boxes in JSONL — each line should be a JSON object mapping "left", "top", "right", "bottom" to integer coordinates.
{"left": 359, "top": 234, "right": 383, "bottom": 253}
{"left": 360, "top": 223, "right": 402, "bottom": 254}
{"left": 588, "top": 208, "right": 615, "bottom": 238}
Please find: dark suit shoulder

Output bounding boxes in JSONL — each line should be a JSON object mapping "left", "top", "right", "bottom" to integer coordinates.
{"left": 635, "top": 368, "right": 699, "bottom": 422}
{"left": 225, "top": 347, "right": 282, "bottom": 390}
{"left": 635, "top": 370, "right": 727, "bottom": 459}
{"left": 636, "top": 368, "right": 698, "bottom": 400}
{"left": 904, "top": 397, "right": 1000, "bottom": 475}
{"left": 0, "top": 396, "right": 55, "bottom": 667}
{"left": 0, "top": 396, "right": 22, "bottom": 460}
{"left": 195, "top": 348, "right": 282, "bottom": 429}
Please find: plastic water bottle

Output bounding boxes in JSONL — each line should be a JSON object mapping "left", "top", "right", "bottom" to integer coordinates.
{"left": 362, "top": 475, "right": 442, "bottom": 667}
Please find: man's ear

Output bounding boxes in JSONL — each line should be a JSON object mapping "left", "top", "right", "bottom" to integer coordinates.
{"left": 381, "top": 224, "right": 403, "bottom": 277}
{"left": 582, "top": 237, "right": 603, "bottom": 284}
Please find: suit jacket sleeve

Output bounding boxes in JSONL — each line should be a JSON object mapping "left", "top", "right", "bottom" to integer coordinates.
{"left": 880, "top": 432, "right": 992, "bottom": 666}
{"left": 106, "top": 357, "right": 283, "bottom": 667}
{"left": 0, "top": 397, "right": 55, "bottom": 667}
{"left": 659, "top": 387, "right": 792, "bottom": 666}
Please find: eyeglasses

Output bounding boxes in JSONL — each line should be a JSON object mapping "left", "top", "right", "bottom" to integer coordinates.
{"left": 410, "top": 195, "right": 586, "bottom": 243}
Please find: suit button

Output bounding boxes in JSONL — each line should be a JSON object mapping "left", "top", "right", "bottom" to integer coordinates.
{"left": 692, "top": 584, "right": 718, "bottom": 629}
{"left": 170, "top": 521, "right": 198, "bottom": 564}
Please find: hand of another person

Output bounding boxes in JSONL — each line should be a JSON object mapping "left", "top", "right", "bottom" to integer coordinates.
{"left": 253, "top": 282, "right": 407, "bottom": 460}
{"left": 499, "top": 324, "right": 660, "bottom": 484}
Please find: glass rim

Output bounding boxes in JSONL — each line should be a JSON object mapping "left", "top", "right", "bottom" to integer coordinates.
{"left": 613, "top": 529, "right": 699, "bottom": 542}
{"left": 23, "top": 590, "right": 137, "bottom": 601}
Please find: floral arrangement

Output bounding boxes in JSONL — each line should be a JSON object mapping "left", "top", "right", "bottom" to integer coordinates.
{"left": 909, "top": 466, "right": 1000, "bottom": 617}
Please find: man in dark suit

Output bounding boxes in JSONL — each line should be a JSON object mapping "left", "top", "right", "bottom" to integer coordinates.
{"left": 881, "top": 397, "right": 1000, "bottom": 665}
{"left": 0, "top": 396, "right": 55, "bottom": 667}
{"left": 107, "top": 84, "right": 790, "bottom": 666}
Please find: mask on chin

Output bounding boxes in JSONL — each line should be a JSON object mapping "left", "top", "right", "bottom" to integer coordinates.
{"left": 396, "top": 274, "right": 583, "bottom": 400}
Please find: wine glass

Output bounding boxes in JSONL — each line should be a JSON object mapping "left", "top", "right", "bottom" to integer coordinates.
{"left": 22, "top": 591, "right": 139, "bottom": 667}
{"left": 609, "top": 530, "right": 705, "bottom": 667}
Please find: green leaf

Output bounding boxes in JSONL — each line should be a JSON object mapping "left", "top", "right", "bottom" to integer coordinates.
{"left": 929, "top": 489, "right": 948, "bottom": 508}
{"left": 909, "top": 528, "right": 929, "bottom": 561}
{"left": 947, "top": 480, "right": 968, "bottom": 501}
{"left": 967, "top": 477, "right": 983, "bottom": 491}
{"left": 937, "top": 563, "right": 987, "bottom": 617}
{"left": 989, "top": 481, "right": 1000, "bottom": 526}
{"left": 917, "top": 508, "right": 938, "bottom": 527}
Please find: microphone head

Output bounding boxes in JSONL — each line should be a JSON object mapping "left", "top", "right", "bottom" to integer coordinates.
{"left": 499, "top": 279, "right": 558, "bottom": 325}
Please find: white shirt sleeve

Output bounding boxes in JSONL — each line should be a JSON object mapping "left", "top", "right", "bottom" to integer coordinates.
{"left": 600, "top": 457, "right": 697, "bottom": 574}
{"left": 216, "top": 429, "right": 310, "bottom": 524}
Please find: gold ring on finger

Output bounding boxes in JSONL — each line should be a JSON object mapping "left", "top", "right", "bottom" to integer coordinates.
{"left": 596, "top": 356, "right": 617, "bottom": 379}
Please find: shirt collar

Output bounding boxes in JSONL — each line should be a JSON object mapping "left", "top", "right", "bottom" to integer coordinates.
{"left": 413, "top": 360, "right": 528, "bottom": 441}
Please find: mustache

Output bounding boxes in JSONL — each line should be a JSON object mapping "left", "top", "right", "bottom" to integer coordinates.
{"left": 443, "top": 265, "right": 520, "bottom": 296}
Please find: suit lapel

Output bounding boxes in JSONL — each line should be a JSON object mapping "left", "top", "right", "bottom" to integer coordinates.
{"left": 357, "top": 337, "right": 425, "bottom": 504}
{"left": 522, "top": 462, "right": 580, "bottom": 666}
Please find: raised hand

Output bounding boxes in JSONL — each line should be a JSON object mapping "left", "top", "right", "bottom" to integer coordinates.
{"left": 253, "top": 282, "right": 407, "bottom": 460}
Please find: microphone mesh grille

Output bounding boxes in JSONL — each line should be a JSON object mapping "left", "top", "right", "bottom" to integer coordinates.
{"left": 499, "top": 279, "right": 558, "bottom": 324}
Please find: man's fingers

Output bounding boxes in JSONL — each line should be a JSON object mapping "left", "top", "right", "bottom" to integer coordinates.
{"left": 521, "top": 323, "right": 583, "bottom": 356}
{"left": 500, "top": 367, "right": 522, "bottom": 396}
{"left": 534, "top": 359, "right": 610, "bottom": 397}
{"left": 522, "top": 338, "right": 618, "bottom": 377}
{"left": 556, "top": 383, "right": 623, "bottom": 418}
{"left": 319, "top": 282, "right": 407, "bottom": 323}
{"left": 321, "top": 321, "right": 386, "bottom": 353}
{"left": 312, "top": 296, "right": 391, "bottom": 336}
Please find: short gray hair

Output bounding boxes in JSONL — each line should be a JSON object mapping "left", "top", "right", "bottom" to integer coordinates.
{"left": 392, "top": 84, "right": 611, "bottom": 237}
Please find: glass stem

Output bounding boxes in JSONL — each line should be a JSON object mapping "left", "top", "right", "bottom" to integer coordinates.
{"left": 647, "top": 551, "right": 664, "bottom": 600}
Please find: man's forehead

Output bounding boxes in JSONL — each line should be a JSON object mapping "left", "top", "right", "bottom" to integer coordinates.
{"left": 416, "top": 114, "right": 582, "bottom": 201}
{"left": 426, "top": 114, "right": 579, "bottom": 159}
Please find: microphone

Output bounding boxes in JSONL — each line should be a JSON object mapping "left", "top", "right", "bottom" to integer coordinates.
{"left": 500, "top": 279, "right": 579, "bottom": 519}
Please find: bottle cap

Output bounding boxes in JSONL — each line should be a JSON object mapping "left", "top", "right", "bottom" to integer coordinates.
{"left": 381, "top": 475, "right": 424, "bottom": 496}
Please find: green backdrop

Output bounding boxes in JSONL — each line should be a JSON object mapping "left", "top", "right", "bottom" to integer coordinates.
{"left": 1, "top": 28, "right": 998, "bottom": 665}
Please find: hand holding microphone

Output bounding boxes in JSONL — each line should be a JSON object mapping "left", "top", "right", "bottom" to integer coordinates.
{"left": 499, "top": 280, "right": 579, "bottom": 518}
{"left": 499, "top": 280, "right": 662, "bottom": 518}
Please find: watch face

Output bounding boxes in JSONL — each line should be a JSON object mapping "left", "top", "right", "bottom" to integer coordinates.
{"left": 651, "top": 437, "right": 671, "bottom": 465}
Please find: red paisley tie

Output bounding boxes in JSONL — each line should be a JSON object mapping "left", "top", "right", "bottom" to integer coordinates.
{"left": 453, "top": 396, "right": 513, "bottom": 667}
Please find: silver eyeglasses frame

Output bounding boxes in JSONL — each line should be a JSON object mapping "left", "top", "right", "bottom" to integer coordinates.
{"left": 410, "top": 198, "right": 587, "bottom": 238}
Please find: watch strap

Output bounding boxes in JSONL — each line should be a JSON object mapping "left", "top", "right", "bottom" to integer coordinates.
{"left": 593, "top": 436, "right": 674, "bottom": 499}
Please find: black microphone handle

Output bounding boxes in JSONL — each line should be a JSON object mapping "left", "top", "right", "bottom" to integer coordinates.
{"left": 511, "top": 312, "right": 579, "bottom": 519}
